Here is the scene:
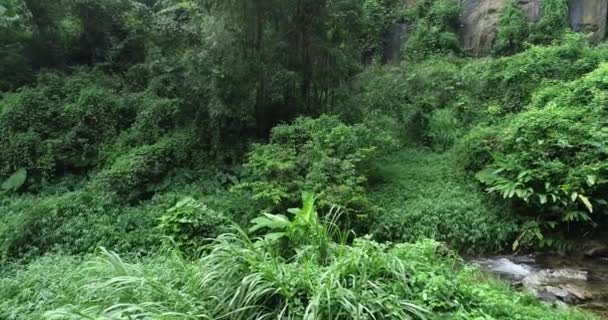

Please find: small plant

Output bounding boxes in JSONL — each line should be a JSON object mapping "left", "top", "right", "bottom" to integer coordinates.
{"left": 157, "top": 197, "right": 228, "bottom": 252}
{"left": 427, "top": 108, "right": 460, "bottom": 151}
{"left": 249, "top": 191, "right": 345, "bottom": 262}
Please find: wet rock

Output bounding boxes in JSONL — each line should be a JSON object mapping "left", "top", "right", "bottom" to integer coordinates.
{"left": 561, "top": 284, "right": 593, "bottom": 301}
{"left": 584, "top": 242, "right": 608, "bottom": 258}
{"left": 579, "top": 301, "right": 608, "bottom": 311}
{"left": 383, "top": 23, "right": 410, "bottom": 63}
{"left": 523, "top": 268, "right": 588, "bottom": 287}
{"left": 536, "top": 287, "right": 560, "bottom": 302}
{"left": 472, "top": 257, "right": 531, "bottom": 280}
{"left": 568, "top": 0, "right": 608, "bottom": 44}
{"left": 535, "top": 285, "right": 592, "bottom": 304}
{"left": 542, "top": 286, "right": 575, "bottom": 303}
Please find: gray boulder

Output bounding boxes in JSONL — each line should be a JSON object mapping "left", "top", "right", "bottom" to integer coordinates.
{"left": 461, "top": 0, "right": 507, "bottom": 55}
{"left": 460, "top": 0, "right": 540, "bottom": 55}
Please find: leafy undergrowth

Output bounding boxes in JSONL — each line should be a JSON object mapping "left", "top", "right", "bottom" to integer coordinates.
{"left": 0, "top": 237, "right": 595, "bottom": 320}
{"left": 370, "top": 147, "right": 521, "bottom": 254}
{"left": 0, "top": 171, "right": 249, "bottom": 260}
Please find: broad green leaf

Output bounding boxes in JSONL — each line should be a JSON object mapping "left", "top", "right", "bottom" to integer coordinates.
{"left": 475, "top": 168, "right": 496, "bottom": 184}
{"left": 264, "top": 232, "right": 286, "bottom": 242}
{"left": 2, "top": 168, "right": 27, "bottom": 191}
{"left": 512, "top": 238, "right": 519, "bottom": 251}
{"left": 249, "top": 213, "right": 291, "bottom": 232}
{"left": 175, "top": 197, "right": 195, "bottom": 208}
{"left": 300, "top": 191, "right": 316, "bottom": 223}
{"left": 586, "top": 175, "right": 597, "bottom": 186}
{"left": 578, "top": 195, "right": 593, "bottom": 213}
{"left": 287, "top": 208, "right": 301, "bottom": 215}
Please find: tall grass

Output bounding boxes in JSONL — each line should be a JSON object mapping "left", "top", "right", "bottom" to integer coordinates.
{"left": 0, "top": 201, "right": 596, "bottom": 320}
{"left": 0, "top": 236, "right": 592, "bottom": 320}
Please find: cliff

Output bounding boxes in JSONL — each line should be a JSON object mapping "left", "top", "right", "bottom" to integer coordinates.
{"left": 384, "top": 0, "right": 608, "bottom": 59}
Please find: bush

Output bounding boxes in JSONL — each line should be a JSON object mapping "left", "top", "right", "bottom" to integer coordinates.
{"left": 234, "top": 115, "right": 397, "bottom": 219}
{"left": 349, "top": 58, "right": 470, "bottom": 144}
{"left": 427, "top": 108, "right": 461, "bottom": 151}
{"left": 92, "top": 130, "right": 197, "bottom": 201}
{"left": 0, "top": 71, "right": 128, "bottom": 181}
{"left": 158, "top": 197, "right": 229, "bottom": 252}
{"left": 403, "top": 0, "right": 462, "bottom": 61}
{"left": 529, "top": 0, "right": 569, "bottom": 44}
{"left": 0, "top": 189, "right": 162, "bottom": 259}
{"left": 466, "top": 64, "right": 608, "bottom": 246}
{"left": 465, "top": 34, "right": 608, "bottom": 114}
{"left": 494, "top": 0, "right": 530, "bottom": 55}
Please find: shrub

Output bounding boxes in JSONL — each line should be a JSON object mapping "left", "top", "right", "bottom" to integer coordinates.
{"left": 427, "top": 108, "right": 461, "bottom": 151}
{"left": 0, "top": 189, "right": 162, "bottom": 259}
{"left": 494, "top": 0, "right": 530, "bottom": 55}
{"left": 465, "top": 34, "right": 608, "bottom": 114}
{"left": 529, "top": 0, "right": 569, "bottom": 45}
{"left": 349, "top": 58, "right": 470, "bottom": 144}
{"left": 469, "top": 64, "right": 608, "bottom": 245}
{"left": 0, "top": 71, "right": 129, "bottom": 181}
{"left": 92, "top": 130, "right": 197, "bottom": 201}
{"left": 403, "top": 0, "right": 462, "bottom": 61}
{"left": 234, "top": 115, "right": 397, "bottom": 219}
{"left": 157, "top": 197, "right": 229, "bottom": 252}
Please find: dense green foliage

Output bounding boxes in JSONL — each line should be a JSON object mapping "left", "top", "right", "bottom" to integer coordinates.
{"left": 234, "top": 116, "right": 396, "bottom": 218}
{"left": 403, "top": 0, "right": 462, "bottom": 60}
{"left": 494, "top": 0, "right": 529, "bottom": 55}
{"left": 370, "top": 148, "right": 520, "bottom": 253}
{"left": 0, "top": 202, "right": 596, "bottom": 319}
{"left": 1, "top": 0, "right": 607, "bottom": 318}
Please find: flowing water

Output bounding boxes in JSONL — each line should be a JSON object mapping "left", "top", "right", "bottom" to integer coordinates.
{"left": 469, "top": 254, "right": 608, "bottom": 318}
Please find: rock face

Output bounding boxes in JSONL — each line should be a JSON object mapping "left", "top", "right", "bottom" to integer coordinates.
{"left": 395, "top": 0, "right": 608, "bottom": 58}
{"left": 568, "top": 0, "right": 608, "bottom": 44}
{"left": 460, "top": 0, "right": 507, "bottom": 55}
{"left": 391, "top": 0, "right": 608, "bottom": 59}
{"left": 460, "top": 0, "right": 541, "bottom": 55}
{"left": 518, "top": 0, "right": 541, "bottom": 22}
{"left": 383, "top": 23, "right": 410, "bottom": 63}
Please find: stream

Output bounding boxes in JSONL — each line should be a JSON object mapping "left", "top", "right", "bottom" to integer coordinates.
{"left": 469, "top": 254, "right": 608, "bottom": 318}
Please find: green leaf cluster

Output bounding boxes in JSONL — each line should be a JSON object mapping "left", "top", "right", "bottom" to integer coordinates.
{"left": 234, "top": 115, "right": 397, "bottom": 220}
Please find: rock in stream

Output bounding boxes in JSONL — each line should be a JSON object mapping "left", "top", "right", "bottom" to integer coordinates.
{"left": 470, "top": 254, "right": 608, "bottom": 315}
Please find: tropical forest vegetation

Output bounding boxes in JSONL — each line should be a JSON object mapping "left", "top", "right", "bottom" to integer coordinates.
{"left": 0, "top": 0, "right": 607, "bottom": 319}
